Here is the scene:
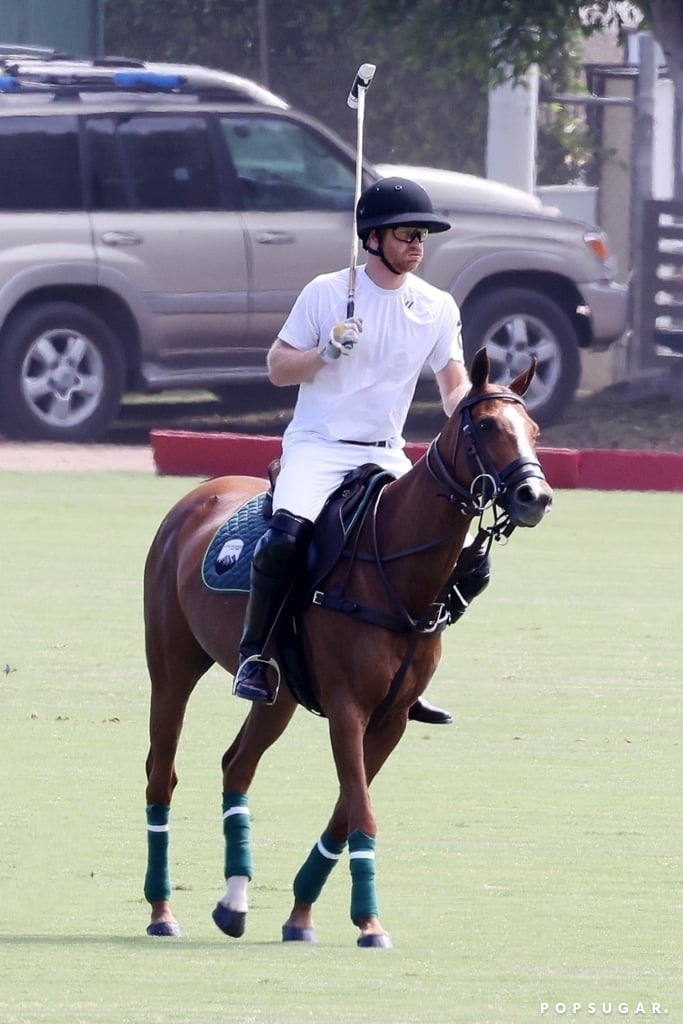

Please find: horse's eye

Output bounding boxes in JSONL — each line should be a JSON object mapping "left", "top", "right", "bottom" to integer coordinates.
{"left": 477, "top": 417, "right": 496, "bottom": 433}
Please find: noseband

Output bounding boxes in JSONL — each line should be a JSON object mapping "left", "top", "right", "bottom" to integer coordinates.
{"left": 425, "top": 390, "right": 546, "bottom": 527}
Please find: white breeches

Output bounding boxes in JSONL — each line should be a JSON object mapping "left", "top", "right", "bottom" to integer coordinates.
{"left": 272, "top": 436, "right": 413, "bottom": 522}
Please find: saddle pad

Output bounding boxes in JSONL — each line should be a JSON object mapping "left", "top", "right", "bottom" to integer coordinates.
{"left": 201, "top": 492, "right": 268, "bottom": 593}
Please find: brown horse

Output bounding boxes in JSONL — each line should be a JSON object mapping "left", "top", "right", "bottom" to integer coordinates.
{"left": 142, "top": 348, "right": 553, "bottom": 947}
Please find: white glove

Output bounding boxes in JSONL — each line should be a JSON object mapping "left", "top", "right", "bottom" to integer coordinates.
{"left": 319, "top": 317, "right": 362, "bottom": 363}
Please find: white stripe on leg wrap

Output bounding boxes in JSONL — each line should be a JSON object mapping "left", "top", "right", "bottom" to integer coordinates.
{"left": 223, "top": 806, "right": 250, "bottom": 820}
{"left": 317, "top": 839, "right": 343, "bottom": 861}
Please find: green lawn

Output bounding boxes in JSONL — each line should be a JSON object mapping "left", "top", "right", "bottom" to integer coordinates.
{"left": 1, "top": 473, "right": 681, "bottom": 1023}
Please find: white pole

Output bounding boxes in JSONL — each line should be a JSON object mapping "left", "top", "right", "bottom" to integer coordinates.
{"left": 486, "top": 66, "right": 539, "bottom": 193}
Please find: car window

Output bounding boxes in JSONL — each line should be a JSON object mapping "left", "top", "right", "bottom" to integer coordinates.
{"left": 219, "top": 114, "right": 355, "bottom": 212}
{"left": 85, "top": 114, "right": 221, "bottom": 211}
{"left": 0, "top": 115, "right": 82, "bottom": 210}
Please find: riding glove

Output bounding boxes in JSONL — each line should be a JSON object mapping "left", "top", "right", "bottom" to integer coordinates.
{"left": 319, "top": 317, "right": 362, "bottom": 362}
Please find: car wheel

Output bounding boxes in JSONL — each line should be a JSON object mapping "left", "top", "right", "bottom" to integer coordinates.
{"left": 462, "top": 287, "right": 582, "bottom": 425}
{"left": 0, "top": 301, "right": 125, "bottom": 442}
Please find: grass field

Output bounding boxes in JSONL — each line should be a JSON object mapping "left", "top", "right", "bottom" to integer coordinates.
{"left": 1, "top": 472, "right": 681, "bottom": 1024}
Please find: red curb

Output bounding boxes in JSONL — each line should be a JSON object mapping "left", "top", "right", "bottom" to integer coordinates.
{"left": 151, "top": 430, "right": 281, "bottom": 478}
{"left": 150, "top": 430, "right": 683, "bottom": 491}
{"left": 577, "top": 448, "right": 683, "bottom": 491}
{"left": 536, "top": 448, "right": 581, "bottom": 490}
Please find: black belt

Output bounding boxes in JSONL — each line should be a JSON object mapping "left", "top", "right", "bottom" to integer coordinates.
{"left": 339, "top": 439, "right": 390, "bottom": 448}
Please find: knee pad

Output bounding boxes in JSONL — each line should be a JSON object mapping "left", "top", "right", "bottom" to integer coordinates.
{"left": 457, "top": 548, "right": 491, "bottom": 604}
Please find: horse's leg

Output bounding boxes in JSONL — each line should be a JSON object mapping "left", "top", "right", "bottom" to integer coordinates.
{"left": 281, "top": 814, "right": 348, "bottom": 943}
{"left": 144, "top": 590, "right": 212, "bottom": 937}
{"left": 348, "top": 717, "right": 408, "bottom": 947}
{"left": 283, "top": 707, "right": 407, "bottom": 948}
{"left": 212, "top": 687, "right": 298, "bottom": 937}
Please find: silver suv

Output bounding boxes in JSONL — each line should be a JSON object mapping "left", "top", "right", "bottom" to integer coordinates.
{"left": 0, "top": 48, "right": 628, "bottom": 441}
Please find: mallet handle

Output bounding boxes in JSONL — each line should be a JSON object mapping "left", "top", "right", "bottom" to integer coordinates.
{"left": 347, "top": 63, "right": 376, "bottom": 319}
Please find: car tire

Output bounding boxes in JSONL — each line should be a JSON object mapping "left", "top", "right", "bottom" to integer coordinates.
{"left": 462, "top": 287, "right": 582, "bottom": 425}
{"left": 0, "top": 301, "right": 125, "bottom": 442}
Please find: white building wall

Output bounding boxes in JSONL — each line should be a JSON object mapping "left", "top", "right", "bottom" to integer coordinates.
{"left": 653, "top": 76, "right": 675, "bottom": 199}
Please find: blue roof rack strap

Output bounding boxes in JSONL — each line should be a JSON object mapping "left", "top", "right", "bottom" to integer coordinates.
{"left": 113, "top": 71, "right": 185, "bottom": 91}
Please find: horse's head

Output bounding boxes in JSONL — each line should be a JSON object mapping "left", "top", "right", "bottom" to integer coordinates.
{"left": 428, "top": 347, "right": 553, "bottom": 529}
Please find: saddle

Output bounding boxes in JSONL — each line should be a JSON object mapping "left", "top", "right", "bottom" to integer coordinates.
{"left": 273, "top": 460, "right": 395, "bottom": 715}
{"left": 203, "top": 460, "right": 475, "bottom": 715}
{"left": 202, "top": 460, "right": 395, "bottom": 715}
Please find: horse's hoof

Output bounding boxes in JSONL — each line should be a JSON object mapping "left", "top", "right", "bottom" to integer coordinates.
{"left": 212, "top": 902, "right": 246, "bottom": 938}
{"left": 146, "top": 920, "right": 182, "bottom": 937}
{"left": 357, "top": 932, "right": 393, "bottom": 949}
{"left": 282, "top": 924, "right": 317, "bottom": 943}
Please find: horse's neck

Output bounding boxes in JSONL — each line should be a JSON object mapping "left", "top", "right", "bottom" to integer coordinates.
{"left": 369, "top": 459, "right": 473, "bottom": 607}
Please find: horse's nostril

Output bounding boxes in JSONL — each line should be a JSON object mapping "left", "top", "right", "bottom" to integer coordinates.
{"left": 514, "top": 483, "right": 553, "bottom": 510}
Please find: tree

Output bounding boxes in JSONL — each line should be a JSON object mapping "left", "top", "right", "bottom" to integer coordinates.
{"left": 583, "top": 1, "right": 683, "bottom": 104}
{"left": 102, "top": 1, "right": 683, "bottom": 175}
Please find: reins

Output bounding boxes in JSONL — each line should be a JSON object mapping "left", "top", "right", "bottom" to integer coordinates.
{"left": 425, "top": 390, "right": 546, "bottom": 522}
{"left": 322, "top": 388, "right": 544, "bottom": 633}
{"left": 311, "top": 383, "right": 548, "bottom": 723}
{"left": 367, "top": 389, "right": 546, "bottom": 579}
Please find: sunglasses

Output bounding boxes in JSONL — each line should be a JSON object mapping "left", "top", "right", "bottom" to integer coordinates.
{"left": 391, "top": 226, "right": 429, "bottom": 244}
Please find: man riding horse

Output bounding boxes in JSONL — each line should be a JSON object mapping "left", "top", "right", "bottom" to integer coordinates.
{"left": 233, "top": 176, "right": 491, "bottom": 723}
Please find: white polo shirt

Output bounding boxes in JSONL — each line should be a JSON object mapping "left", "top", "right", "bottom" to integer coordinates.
{"left": 278, "top": 265, "right": 464, "bottom": 447}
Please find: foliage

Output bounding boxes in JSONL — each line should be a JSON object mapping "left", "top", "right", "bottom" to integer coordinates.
{"left": 102, "top": 1, "right": 681, "bottom": 179}
{"left": 536, "top": 35, "right": 596, "bottom": 186}
{"left": 102, "top": 0, "right": 491, "bottom": 172}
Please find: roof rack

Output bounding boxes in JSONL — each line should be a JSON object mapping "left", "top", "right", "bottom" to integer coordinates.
{"left": 0, "top": 44, "right": 145, "bottom": 64}
{"left": 0, "top": 69, "right": 186, "bottom": 95}
{"left": 0, "top": 43, "right": 73, "bottom": 59}
{"left": 0, "top": 53, "right": 289, "bottom": 107}
{"left": 93, "top": 55, "right": 146, "bottom": 69}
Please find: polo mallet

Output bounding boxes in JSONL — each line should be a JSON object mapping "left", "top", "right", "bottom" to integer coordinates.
{"left": 346, "top": 62, "right": 376, "bottom": 320}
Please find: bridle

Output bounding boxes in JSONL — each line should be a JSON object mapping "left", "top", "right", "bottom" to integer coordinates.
{"left": 340, "top": 387, "right": 545, "bottom": 594}
{"left": 425, "top": 389, "right": 547, "bottom": 536}
{"left": 312, "top": 386, "right": 549, "bottom": 718}
{"left": 314, "top": 386, "right": 548, "bottom": 637}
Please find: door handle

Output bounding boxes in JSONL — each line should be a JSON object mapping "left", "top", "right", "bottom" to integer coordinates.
{"left": 101, "top": 231, "right": 143, "bottom": 247}
{"left": 255, "top": 231, "right": 295, "bottom": 245}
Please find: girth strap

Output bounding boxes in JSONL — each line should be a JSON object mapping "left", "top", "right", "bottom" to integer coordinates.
{"left": 312, "top": 584, "right": 448, "bottom": 635}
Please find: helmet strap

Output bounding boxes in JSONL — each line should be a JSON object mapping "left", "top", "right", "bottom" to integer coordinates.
{"left": 362, "top": 230, "right": 402, "bottom": 276}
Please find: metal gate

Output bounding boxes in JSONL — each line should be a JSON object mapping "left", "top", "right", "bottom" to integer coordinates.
{"left": 639, "top": 199, "right": 683, "bottom": 362}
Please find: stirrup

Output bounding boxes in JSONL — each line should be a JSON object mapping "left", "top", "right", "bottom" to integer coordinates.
{"left": 233, "top": 654, "right": 281, "bottom": 705}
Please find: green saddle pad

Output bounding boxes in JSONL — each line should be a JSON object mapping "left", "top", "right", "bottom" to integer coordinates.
{"left": 201, "top": 491, "right": 268, "bottom": 593}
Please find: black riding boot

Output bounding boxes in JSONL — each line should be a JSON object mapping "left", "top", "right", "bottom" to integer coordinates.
{"left": 408, "top": 543, "right": 492, "bottom": 726}
{"left": 233, "top": 510, "right": 312, "bottom": 704}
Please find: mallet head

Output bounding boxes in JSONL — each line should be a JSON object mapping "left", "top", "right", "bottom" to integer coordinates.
{"left": 347, "top": 63, "right": 376, "bottom": 109}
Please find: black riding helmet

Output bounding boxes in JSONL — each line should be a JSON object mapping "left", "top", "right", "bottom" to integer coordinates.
{"left": 356, "top": 177, "right": 451, "bottom": 273}
{"left": 356, "top": 177, "right": 451, "bottom": 238}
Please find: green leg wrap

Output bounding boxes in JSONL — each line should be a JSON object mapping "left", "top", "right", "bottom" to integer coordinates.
{"left": 293, "top": 829, "right": 347, "bottom": 905}
{"left": 223, "top": 791, "right": 253, "bottom": 881}
{"left": 348, "top": 829, "right": 379, "bottom": 923}
{"left": 144, "top": 804, "right": 171, "bottom": 903}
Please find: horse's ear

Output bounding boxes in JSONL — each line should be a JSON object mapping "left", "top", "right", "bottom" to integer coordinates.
{"left": 469, "top": 347, "right": 490, "bottom": 389}
{"left": 509, "top": 357, "right": 537, "bottom": 397}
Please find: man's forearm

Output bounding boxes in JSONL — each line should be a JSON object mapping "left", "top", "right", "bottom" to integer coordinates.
{"left": 267, "top": 339, "right": 325, "bottom": 387}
